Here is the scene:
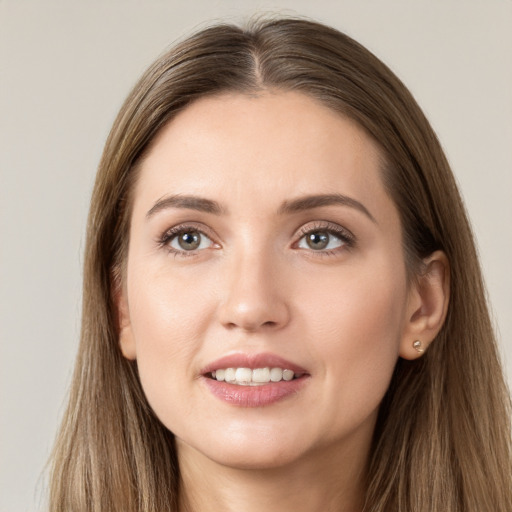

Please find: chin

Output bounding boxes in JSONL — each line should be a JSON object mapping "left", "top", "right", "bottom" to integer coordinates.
{"left": 176, "top": 424, "right": 313, "bottom": 471}
{"left": 218, "top": 445, "right": 302, "bottom": 470}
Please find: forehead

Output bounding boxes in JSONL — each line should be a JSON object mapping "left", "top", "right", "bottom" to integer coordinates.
{"left": 132, "top": 91, "right": 391, "bottom": 219}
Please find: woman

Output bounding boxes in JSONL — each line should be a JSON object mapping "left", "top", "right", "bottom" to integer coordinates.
{"left": 48, "top": 17, "right": 512, "bottom": 511}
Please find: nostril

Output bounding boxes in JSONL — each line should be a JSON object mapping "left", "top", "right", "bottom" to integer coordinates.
{"left": 224, "top": 319, "right": 278, "bottom": 333}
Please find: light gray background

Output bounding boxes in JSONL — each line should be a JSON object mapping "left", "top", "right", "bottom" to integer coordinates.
{"left": 1, "top": 1, "right": 511, "bottom": 511}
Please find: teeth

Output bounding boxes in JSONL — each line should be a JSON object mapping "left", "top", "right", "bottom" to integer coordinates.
{"left": 225, "top": 368, "right": 236, "bottom": 382}
{"left": 252, "top": 367, "right": 270, "bottom": 383}
{"left": 269, "top": 367, "right": 282, "bottom": 382}
{"left": 213, "top": 367, "right": 298, "bottom": 386}
{"left": 235, "top": 367, "right": 252, "bottom": 383}
{"left": 282, "top": 369, "right": 294, "bottom": 381}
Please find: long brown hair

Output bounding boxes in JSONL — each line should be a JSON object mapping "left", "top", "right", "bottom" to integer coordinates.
{"left": 49, "top": 17, "right": 512, "bottom": 511}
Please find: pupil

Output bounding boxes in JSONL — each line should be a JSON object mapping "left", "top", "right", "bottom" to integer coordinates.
{"left": 179, "top": 231, "right": 200, "bottom": 250}
{"left": 307, "top": 232, "right": 329, "bottom": 250}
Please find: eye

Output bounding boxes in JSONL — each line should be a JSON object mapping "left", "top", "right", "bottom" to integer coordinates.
{"left": 297, "top": 230, "right": 344, "bottom": 251}
{"left": 159, "top": 225, "right": 217, "bottom": 255}
{"left": 171, "top": 229, "right": 213, "bottom": 251}
{"left": 295, "top": 222, "right": 355, "bottom": 253}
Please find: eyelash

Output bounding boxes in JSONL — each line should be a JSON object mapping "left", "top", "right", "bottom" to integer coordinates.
{"left": 295, "top": 221, "right": 356, "bottom": 255}
{"left": 157, "top": 223, "right": 216, "bottom": 258}
{"left": 157, "top": 221, "right": 356, "bottom": 258}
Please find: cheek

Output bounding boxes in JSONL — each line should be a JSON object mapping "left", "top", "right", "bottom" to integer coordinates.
{"left": 300, "top": 259, "right": 407, "bottom": 425}
{"left": 125, "top": 263, "right": 216, "bottom": 417}
{"left": 317, "top": 276, "right": 405, "bottom": 358}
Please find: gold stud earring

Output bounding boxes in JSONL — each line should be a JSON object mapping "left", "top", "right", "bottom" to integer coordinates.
{"left": 413, "top": 340, "right": 424, "bottom": 353}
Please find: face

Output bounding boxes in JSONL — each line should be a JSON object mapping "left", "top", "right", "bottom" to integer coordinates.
{"left": 119, "top": 91, "right": 414, "bottom": 471}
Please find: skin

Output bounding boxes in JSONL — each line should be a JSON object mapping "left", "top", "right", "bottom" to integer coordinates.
{"left": 117, "top": 91, "right": 449, "bottom": 512}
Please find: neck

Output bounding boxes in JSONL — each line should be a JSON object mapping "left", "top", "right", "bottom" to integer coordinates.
{"left": 177, "top": 440, "right": 368, "bottom": 512}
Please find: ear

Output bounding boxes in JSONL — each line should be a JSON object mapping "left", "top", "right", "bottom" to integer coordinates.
{"left": 399, "top": 250, "right": 450, "bottom": 360}
{"left": 112, "top": 269, "right": 137, "bottom": 361}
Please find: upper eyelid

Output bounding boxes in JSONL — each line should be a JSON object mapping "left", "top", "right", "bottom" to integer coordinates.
{"left": 161, "top": 222, "right": 215, "bottom": 238}
{"left": 295, "top": 220, "right": 355, "bottom": 239}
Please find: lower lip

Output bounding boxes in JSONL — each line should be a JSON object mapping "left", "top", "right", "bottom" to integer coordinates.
{"left": 202, "top": 376, "right": 309, "bottom": 407}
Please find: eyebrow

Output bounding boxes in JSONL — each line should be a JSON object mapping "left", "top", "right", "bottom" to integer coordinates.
{"left": 146, "top": 192, "right": 376, "bottom": 223}
{"left": 146, "top": 194, "right": 225, "bottom": 218}
{"left": 278, "top": 193, "right": 377, "bottom": 223}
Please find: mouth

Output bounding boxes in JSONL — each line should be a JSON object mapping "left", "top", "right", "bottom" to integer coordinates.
{"left": 201, "top": 353, "right": 310, "bottom": 407}
{"left": 207, "top": 367, "right": 305, "bottom": 386}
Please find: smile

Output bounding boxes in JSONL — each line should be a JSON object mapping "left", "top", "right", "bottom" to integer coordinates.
{"left": 201, "top": 353, "right": 310, "bottom": 407}
{"left": 210, "top": 367, "right": 299, "bottom": 386}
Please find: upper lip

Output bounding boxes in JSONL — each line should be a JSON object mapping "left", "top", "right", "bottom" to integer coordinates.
{"left": 201, "top": 352, "right": 308, "bottom": 376}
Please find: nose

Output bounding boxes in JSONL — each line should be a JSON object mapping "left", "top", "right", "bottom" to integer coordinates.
{"left": 217, "top": 247, "right": 291, "bottom": 333}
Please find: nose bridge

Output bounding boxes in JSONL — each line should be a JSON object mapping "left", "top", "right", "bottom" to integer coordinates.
{"left": 217, "top": 235, "right": 290, "bottom": 332}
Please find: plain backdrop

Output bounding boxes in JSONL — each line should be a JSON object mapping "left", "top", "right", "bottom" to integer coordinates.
{"left": 1, "top": 1, "right": 511, "bottom": 510}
